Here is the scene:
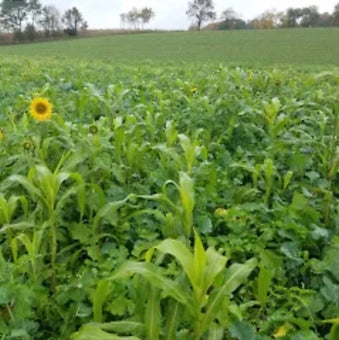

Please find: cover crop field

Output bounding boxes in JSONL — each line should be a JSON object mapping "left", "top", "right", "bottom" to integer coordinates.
{"left": 0, "top": 52, "right": 339, "bottom": 339}
{"left": 0, "top": 29, "right": 338, "bottom": 65}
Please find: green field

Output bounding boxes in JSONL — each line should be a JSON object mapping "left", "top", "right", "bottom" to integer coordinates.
{"left": 1, "top": 29, "right": 339, "bottom": 340}
{"left": 0, "top": 28, "right": 338, "bottom": 65}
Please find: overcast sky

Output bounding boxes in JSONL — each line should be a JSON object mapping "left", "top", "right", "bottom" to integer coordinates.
{"left": 41, "top": 1, "right": 337, "bottom": 30}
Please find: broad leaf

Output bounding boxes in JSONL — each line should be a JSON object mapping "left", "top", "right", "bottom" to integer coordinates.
{"left": 111, "top": 261, "right": 193, "bottom": 312}
{"left": 154, "top": 238, "right": 196, "bottom": 288}
{"left": 201, "top": 258, "right": 257, "bottom": 331}
{"left": 93, "top": 279, "right": 110, "bottom": 322}
{"left": 71, "top": 325, "right": 140, "bottom": 340}
{"left": 145, "top": 286, "right": 161, "bottom": 340}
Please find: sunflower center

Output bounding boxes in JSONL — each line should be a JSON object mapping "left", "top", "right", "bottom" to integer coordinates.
{"left": 35, "top": 103, "right": 47, "bottom": 114}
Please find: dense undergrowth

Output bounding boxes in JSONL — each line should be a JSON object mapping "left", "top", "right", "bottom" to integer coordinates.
{"left": 0, "top": 58, "right": 339, "bottom": 339}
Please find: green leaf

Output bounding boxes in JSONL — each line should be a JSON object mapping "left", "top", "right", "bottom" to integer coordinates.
{"left": 95, "top": 321, "right": 144, "bottom": 334}
{"left": 290, "top": 330, "right": 319, "bottom": 340}
{"left": 71, "top": 324, "right": 140, "bottom": 340}
{"left": 154, "top": 238, "right": 196, "bottom": 289}
{"left": 111, "top": 261, "right": 193, "bottom": 312}
{"left": 322, "top": 318, "right": 339, "bottom": 324}
{"left": 283, "top": 171, "right": 293, "bottom": 190}
{"left": 229, "top": 321, "right": 256, "bottom": 340}
{"left": 222, "top": 258, "right": 258, "bottom": 295}
{"left": 164, "top": 300, "right": 182, "bottom": 340}
{"left": 329, "top": 325, "right": 339, "bottom": 340}
{"left": 257, "top": 266, "right": 272, "bottom": 306}
{"left": 145, "top": 287, "right": 161, "bottom": 340}
{"left": 207, "top": 322, "right": 224, "bottom": 340}
{"left": 292, "top": 192, "right": 308, "bottom": 210}
{"left": 201, "top": 248, "right": 227, "bottom": 297}
{"left": 321, "top": 318, "right": 339, "bottom": 340}
{"left": 194, "top": 229, "right": 207, "bottom": 292}
{"left": 7, "top": 174, "right": 42, "bottom": 201}
{"left": 196, "top": 215, "right": 213, "bottom": 234}
{"left": 93, "top": 196, "right": 131, "bottom": 231}
{"left": 323, "top": 245, "right": 339, "bottom": 282}
{"left": 201, "top": 258, "right": 257, "bottom": 332}
{"left": 93, "top": 279, "right": 110, "bottom": 322}
{"left": 178, "top": 171, "right": 195, "bottom": 236}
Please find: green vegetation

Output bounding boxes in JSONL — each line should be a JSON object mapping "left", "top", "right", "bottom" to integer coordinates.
{"left": 0, "top": 29, "right": 338, "bottom": 65}
{"left": 1, "top": 55, "right": 339, "bottom": 339}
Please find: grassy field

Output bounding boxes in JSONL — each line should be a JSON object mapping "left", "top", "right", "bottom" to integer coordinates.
{"left": 0, "top": 28, "right": 338, "bottom": 65}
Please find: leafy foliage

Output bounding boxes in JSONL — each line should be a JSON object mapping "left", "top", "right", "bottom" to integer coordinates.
{"left": 0, "top": 57, "right": 339, "bottom": 339}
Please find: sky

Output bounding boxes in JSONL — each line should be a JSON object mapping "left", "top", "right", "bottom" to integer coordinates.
{"left": 41, "top": 1, "right": 337, "bottom": 30}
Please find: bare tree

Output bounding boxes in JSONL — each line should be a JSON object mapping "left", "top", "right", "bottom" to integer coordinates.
{"left": 186, "top": 0, "right": 216, "bottom": 30}
{"left": 39, "top": 5, "right": 61, "bottom": 37}
{"left": 120, "top": 13, "right": 127, "bottom": 29}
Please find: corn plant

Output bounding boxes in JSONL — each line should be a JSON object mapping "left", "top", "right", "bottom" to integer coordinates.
{"left": 3, "top": 151, "right": 85, "bottom": 292}
{"left": 72, "top": 231, "right": 257, "bottom": 339}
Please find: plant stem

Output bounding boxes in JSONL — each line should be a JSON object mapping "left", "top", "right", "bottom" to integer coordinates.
{"left": 50, "top": 214, "right": 57, "bottom": 294}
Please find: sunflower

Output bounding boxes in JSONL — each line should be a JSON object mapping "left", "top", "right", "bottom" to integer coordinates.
{"left": 29, "top": 97, "right": 52, "bottom": 121}
{"left": 89, "top": 124, "right": 99, "bottom": 135}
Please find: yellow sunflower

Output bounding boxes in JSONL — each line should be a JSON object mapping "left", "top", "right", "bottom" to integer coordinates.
{"left": 29, "top": 97, "right": 52, "bottom": 121}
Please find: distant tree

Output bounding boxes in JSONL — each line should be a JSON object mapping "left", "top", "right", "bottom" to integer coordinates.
{"left": 28, "top": 0, "right": 41, "bottom": 27}
{"left": 220, "top": 7, "right": 238, "bottom": 21}
{"left": 62, "top": 7, "right": 87, "bottom": 36}
{"left": 120, "top": 13, "right": 127, "bottom": 29}
{"left": 334, "top": 3, "right": 339, "bottom": 26}
{"left": 0, "top": 0, "right": 30, "bottom": 33}
{"left": 284, "top": 7, "right": 303, "bottom": 27}
{"left": 300, "top": 6, "right": 320, "bottom": 27}
{"left": 126, "top": 7, "right": 140, "bottom": 29}
{"left": 186, "top": 0, "right": 216, "bottom": 30}
{"left": 122, "top": 7, "right": 155, "bottom": 30}
{"left": 219, "top": 7, "right": 244, "bottom": 30}
{"left": 219, "top": 18, "right": 246, "bottom": 30}
{"left": 316, "top": 12, "right": 333, "bottom": 27}
{"left": 24, "top": 23, "right": 36, "bottom": 40}
{"left": 140, "top": 7, "right": 155, "bottom": 28}
{"left": 39, "top": 5, "right": 61, "bottom": 37}
{"left": 219, "top": 8, "right": 246, "bottom": 31}
{"left": 250, "top": 10, "right": 280, "bottom": 29}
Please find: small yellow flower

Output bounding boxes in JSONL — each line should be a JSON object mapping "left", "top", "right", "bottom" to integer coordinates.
{"left": 214, "top": 208, "right": 228, "bottom": 217}
{"left": 0, "top": 130, "right": 3, "bottom": 140}
{"left": 273, "top": 324, "right": 289, "bottom": 338}
{"left": 29, "top": 97, "right": 52, "bottom": 121}
{"left": 190, "top": 86, "right": 197, "bottom": 94}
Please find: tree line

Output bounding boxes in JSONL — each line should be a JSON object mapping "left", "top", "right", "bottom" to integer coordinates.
{"left": 0, "top": 0, "right": 87, "bottom": 42}
{"left": 120, "top": 7, "right": 155, "bottom": 30}
{"left": 1, "top": 0, "right": 338, "bottom": 44}
{"left": 186, "top": 0, "right": 339, "bottom": 30}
